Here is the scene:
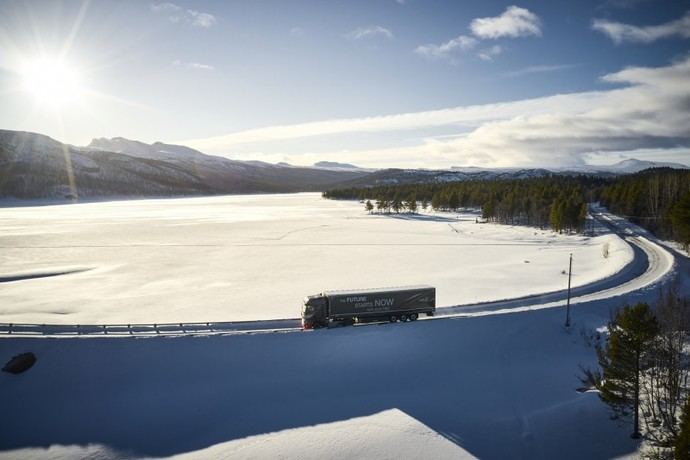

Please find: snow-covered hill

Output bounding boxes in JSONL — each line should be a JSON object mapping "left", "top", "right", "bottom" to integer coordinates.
{"left": 0, "top": 130, "right": 369, "bottom": 199}
{"left": 594, "top": 158, "right": 689, "bottom": 174}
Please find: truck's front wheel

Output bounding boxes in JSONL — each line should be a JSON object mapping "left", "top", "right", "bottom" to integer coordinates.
{"left": 389, "top": 315, "right": 398, "bottom": 323}
{"left": 409, "top": 313, "right": 418, "bottom": 321}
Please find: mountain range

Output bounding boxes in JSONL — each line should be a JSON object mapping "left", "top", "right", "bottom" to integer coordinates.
{"left": 0, "top": 130, "right": 368, "bottom": 199}
{"left": 0, "top": 129, "right": 686, "bottom": 200}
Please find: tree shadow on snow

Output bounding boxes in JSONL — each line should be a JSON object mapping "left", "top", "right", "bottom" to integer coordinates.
{"left": 376, "top": 213, "right": 464, "bottom": 223}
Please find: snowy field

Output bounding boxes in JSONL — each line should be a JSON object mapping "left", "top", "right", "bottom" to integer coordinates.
{"left": 0, "top": 298, "right": 648, "bottom": 460}
{"left": 0, "top": 193, "right": 632, "bottom": 324}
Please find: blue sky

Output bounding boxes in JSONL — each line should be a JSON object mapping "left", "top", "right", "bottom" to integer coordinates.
{"left": 0, "top": 0, "right": 689, "bottom": 168}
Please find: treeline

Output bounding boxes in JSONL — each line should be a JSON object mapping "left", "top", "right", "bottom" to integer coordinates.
{"left": 599, "top": 168, "right": 690, "bottom": 249}
{"left": 324, "top": 168, "right": 690, "bottom": 243}
{"left": 323, "top": 176, "right": 605, "bottom": 233}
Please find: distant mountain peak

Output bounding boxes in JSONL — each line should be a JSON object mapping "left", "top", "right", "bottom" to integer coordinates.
{"left": 313, "top": 161, "right": 368, "bottom": 171}
{"left": 599, "top": 158, "right": 688, "bottom": 173}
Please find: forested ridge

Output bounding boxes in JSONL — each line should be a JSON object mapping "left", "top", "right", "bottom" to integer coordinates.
{"left": 323, "top": 168, "right": 690, "bottom": 247}
{"left": 599, "top": 168, "right": 690, "bottom": 247}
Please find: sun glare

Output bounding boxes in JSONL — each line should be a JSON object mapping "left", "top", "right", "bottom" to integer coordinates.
{"left": 20, "top": 57, "right": 85, "bottom": 107}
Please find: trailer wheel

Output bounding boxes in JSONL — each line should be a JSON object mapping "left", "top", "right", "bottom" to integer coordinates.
{"left": 409, "top": 313, "right": 418, "bottom": 321}
{"left": 389, "top": 315, "right": 397, "bottom": 323}
{"left": 400, "top": 314, "right": 408, "bottom": 322}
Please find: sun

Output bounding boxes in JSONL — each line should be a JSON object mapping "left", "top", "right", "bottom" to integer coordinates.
{"left": 19, "top": 57, "right": 85, "bottom": 108}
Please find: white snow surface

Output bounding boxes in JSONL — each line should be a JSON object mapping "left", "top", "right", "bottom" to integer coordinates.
{"left": 0, "top": 193, "right": 633, "bottom": 324}
{"left": 1, "top": 409, "right": 473, "bottom": 460}
{"left": 0, "top": 300, "right": 647, "bottom": 459}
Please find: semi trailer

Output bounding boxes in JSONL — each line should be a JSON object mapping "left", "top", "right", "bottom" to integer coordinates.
{"left": 301, "top": 285, "right": 436, "bottom": 329}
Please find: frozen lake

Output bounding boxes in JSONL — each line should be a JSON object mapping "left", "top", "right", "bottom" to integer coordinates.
{"left": 0, "top": 193, "right": 631, "bottom": 324}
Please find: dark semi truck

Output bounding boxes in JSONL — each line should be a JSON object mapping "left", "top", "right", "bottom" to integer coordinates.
{"left": 301, "top": 285, "right": 435, "bottom": 329}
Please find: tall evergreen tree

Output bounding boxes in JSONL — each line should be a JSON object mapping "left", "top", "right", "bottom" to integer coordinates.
{"left": 431, "top": 192, "right": 442, "bottom": 211}
{"left": 550, "top": 200, "right": 562, "bottom": 233}
{"left": 597, "top": 303, "right": 659, "bottom": 438}
{"left": 671, "top": 191, "right": 690, "bottom": 251}
{"left": 448, "top": 191, "right": 460, "bottom": 211}
{"left": 365, "top": 200, "right": 374, "bottom": 214}
{"left": 406, "top": 192, "right": 418, "bottom": 214}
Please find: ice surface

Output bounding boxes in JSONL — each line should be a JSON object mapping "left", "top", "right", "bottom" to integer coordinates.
{"left": 0, "top": 193, "right": 632, "bottom": 324}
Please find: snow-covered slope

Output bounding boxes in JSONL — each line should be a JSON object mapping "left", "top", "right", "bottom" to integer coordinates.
{"left": 88, "top": 137, "right": 224, "bottom": 164}
{"left": 0, "top": 130, "right": 369, "bottom": 199}
{"left": 0, "top": 299, "right": 644, "bottom": 459}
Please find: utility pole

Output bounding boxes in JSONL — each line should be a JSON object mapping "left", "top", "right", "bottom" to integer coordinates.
{"left": 565, "top": 253, "right": 573, "bottom": 327}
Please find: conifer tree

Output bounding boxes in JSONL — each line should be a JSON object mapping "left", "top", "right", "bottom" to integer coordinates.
{"left": 431, "top": 192, "right": 442, "bottom": 211}
{"left": 671, "top": 191, "right": 690, "bottom": 251}
{"left": 406, "top": 193, "right": 418, "bottom": 214}
{"left": 550, "top": 200, "right": 562, "bottom": 232}
{"left": 482, "top": 196, "right": 496, "bottom": 221}
{"left": 365, "top": 200, "right": 374, "bottom": 214}
{"left": 448, "top": 191, "right": 460, "bottom": 211}
{"left": 597, "top": 303, "right": 659, "bottom": 438}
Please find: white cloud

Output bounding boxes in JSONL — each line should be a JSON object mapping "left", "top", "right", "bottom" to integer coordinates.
{"left": 415, "top": 6, "right": 540, "bottom": 62}
{"left": 180, "top": 58, "right": 690, "bottom": 169}
{"left": 173, "top": 60, "right": 214, "bottom": 70}
{"left": 415, "top": 35, "right": 477, "bottom": 59}
{"left": 504, "top": 63, "right": 578, "bottom": 77}
{"left": 346, "top": 26, "right": 393, "bottom": 40}
{"left": 477, "top": 45, "right": 502, "bottom": 61}
{"left": 470, "top": 6, "right": 542, "bottom": 39}
{"left": 151, "top": 2, "right": 181, "bottom": 14}
{"left": 187, "top": 10, "right": 216, "bottom": 28}
{"left": 151, "top": 3, "right": 216, "bottom": 28}
{"left": 592, "top": 11, "right": 690, "bottom": 43}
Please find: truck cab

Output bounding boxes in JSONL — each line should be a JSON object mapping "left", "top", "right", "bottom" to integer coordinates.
{"left": 301, "top": 294, "right": 328, "bottom": 329}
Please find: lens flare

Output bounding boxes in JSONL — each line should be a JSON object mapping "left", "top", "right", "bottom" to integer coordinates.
{"left": 20, "top": 57, "right": 85, "bottom": 107}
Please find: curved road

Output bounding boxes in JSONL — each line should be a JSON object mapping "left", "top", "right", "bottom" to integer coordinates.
{"left": 0, "top": 210, "right": 675, "bottom": 337}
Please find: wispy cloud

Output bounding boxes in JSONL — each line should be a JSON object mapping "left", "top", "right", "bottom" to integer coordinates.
{"left": 592, "top": 11, "right": 690, "bottom": 44}
{"left": 346, "top": 26, "right": 393, "bottom": 40}
{"left": 477, "top": 45, "right": 502, "bottom": 61}
{"left": 172, "top": 60, "right": 214, "bottom": 70}
{"left": 151, "top": 3, "right": 216, "bottom": 28}
{"left": 470, "top": 6, "right": 542, "bottom": 39}
{"left": 504, "top": 63, "right": 578, "bottom": 77}
{"left": 180, "top": 58, "right": 690, "bottom": 169}
{"left": 415, "top": 35, "right": 477, "bottom": 60}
